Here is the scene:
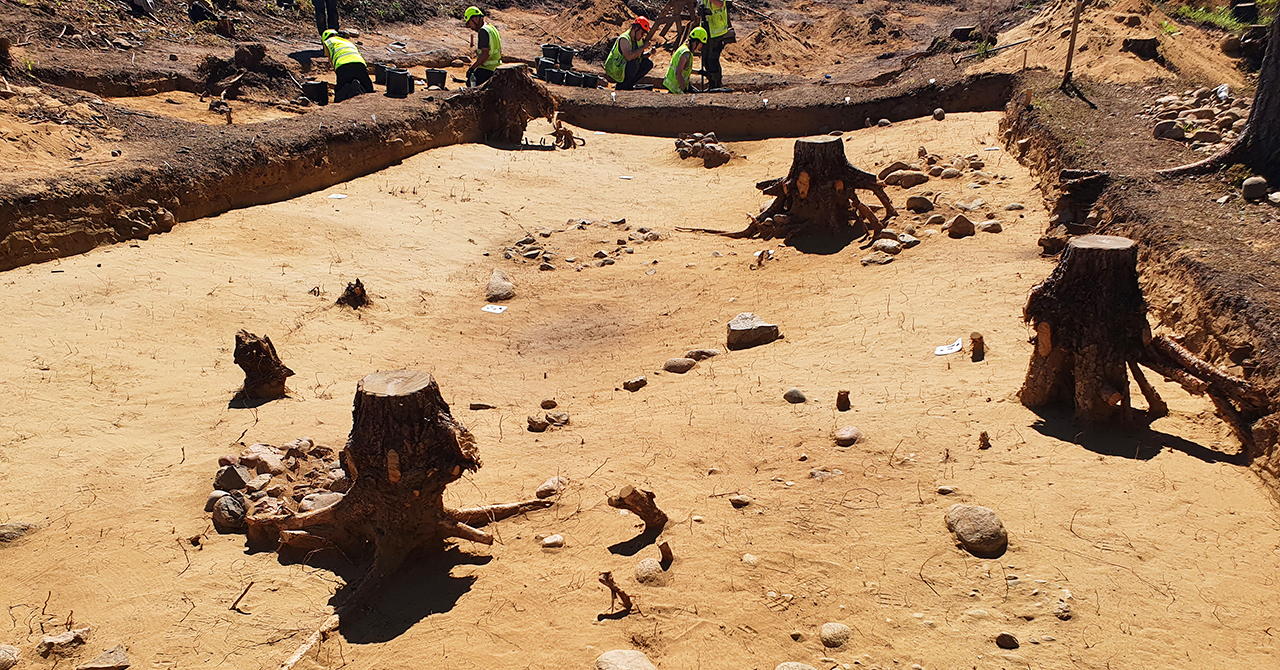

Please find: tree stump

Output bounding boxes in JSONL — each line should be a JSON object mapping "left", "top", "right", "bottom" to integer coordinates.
{"left": 607, "top": 485, "right": 668, "bottom": 534}
{"left": 336, "top": 278, "right": 369, "bottom": 309}
{"left": 727, "top": 136, "right": 898, "bottom": 242}
{"left": 246, "top": 370, "right": 553, "bottom": 610}
{"left": 479, "top": 64, "right": 556, "bottom": 144}
{"left": 234, "top": 330, "right": 294, "bottom": 400}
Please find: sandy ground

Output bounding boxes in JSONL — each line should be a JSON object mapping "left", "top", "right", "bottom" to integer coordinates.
{"left": 2, "top": 112, "right": 1279, "bottom": 670}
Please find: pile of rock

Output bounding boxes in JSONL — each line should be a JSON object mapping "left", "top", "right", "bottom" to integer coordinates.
{"left": 1145, "top": 86, "right": 1250, "bottom": 153}
{"left": 675, "top": 132, "right": 733, "bottom": 168}
{"left": 500, "top": 218, "right": 662, "bottom": 271}
{"left": 207, "top": 437, "right": 349, "bottom": 534}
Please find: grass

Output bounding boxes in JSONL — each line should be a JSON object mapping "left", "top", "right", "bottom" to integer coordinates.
{"left": 1167, "top": 3, "right": 1275, "bottom": 30}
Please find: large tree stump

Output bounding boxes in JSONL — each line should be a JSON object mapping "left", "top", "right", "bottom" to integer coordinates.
{"left": 725, "top": 136, "right": 898, "bottom": 242}
{"left": 246, "top": 370, "right": 553, "bottom": 611}
{"left": 1020, "top": 235, "right": 1270, "bottom": 437}
{"left": 234, "top": 330, "right": 294, "bottom": 400}
{"left": 479, "top": 64, "right": 556, "bottom": 144}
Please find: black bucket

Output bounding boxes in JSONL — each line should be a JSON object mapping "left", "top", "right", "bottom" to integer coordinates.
{"left": 547, "top": 69, "right": 566, "bottom": 85}
{"left": 541, "top": 44, "right": 561, "bottom": 61}
{"left": 564, "top": 71, "right": 583, "bottom": 87}
{"left": 385, "top": 68, "right": 414, "bottom": 97}
{"left": 302, "top": 80, "right": 329, "bottom": 105}
{"left": 557, "top": 47, "right": 576, "bottom": 70}
{"left": 535, "top": 58, "right": 552, "bottom": 79}
{"left": 373, "top": 63, "right": 388, "bottom": 85}
{"left": 424, "top": 69, "right": 446, "bottom": 89}
{"left": 580, "top": 73, "right": 599, "bottom": 89}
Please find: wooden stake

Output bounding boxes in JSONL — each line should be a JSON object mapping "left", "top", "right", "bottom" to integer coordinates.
{"left": 1062, "top": 0, "right": 1084, "bottom": 88}
{"left": 598, "top": 571, "right": 632, "bottom": 613}
{"left": 279, "top": 614, "right": 340, "bottom": 670}
{"left": 230, "top": 581, "right": 254, "bottom": 612}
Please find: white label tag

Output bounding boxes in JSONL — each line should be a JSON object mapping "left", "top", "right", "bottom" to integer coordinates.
{"left": 481, "top": 305, "right": 508, "bottom": 314}
{"left": 934, "top": 338, "right": 963, "bottom": 356}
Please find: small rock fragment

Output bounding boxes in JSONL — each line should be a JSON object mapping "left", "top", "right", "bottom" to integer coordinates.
{"left": 38, "top": 628, "right": 90, "bottom": 657}
{"left": 834, "top": 426, "right": 862, "bottom": 446}
{"left": 76, "top": 644, "right": 130, "bottom": 670}
{"left": 541, "top": 398, "right": 558, "bottom": 409}
{"left": 622, "top": 376, "right": 648, "bottom": 392}
{"left": 527, "top": 415, "right": 550, "bottom": 432}
{"left": 1242, "top": 176, "right": 1268, "bottom": 200}
{"left": 212, "top": 493, "right": 247, "bottom": 531}
{"left": 946, "top": 504, "right": 1008, "bottom": 557}
{"left": 685, "top": 348, "right": 719, "bottom": 360}
{"left": 546, "top": 411, "right": 570, "bottom": 426}
{"left": 906, "top": 195, "right": 934, "bottom": 212}
{"left": 933, "top": 108, "right": 946, "bottom": 121}
{"left": 836, "top": 389, "right": 851, "bottom": 411}
{"left": 783, "top": 387, "right": 807, "bottom": 403}
{"left": 541, "top": 534, "right": 564, "bottom": 548}
{"left": 947, "top": 214, "right": 976, "bottom": 238}
{"left": 214, "top": 464, "right": 254, "bottom": 491}
{"left": 595, "top": 649, "right": 657, "bottom": 670}
{"left": 976, "top": 220, "right": 1003, "bottom": 233}
{"left": 727, "top": 312, "right": 781, "bottom": 350}
{"left": 635, "top": 557, "right": 668, "bottom": 585}
{"left": 536, "top": 476, "right": 567, "bottom": 498}
{"left": 872, "top": 238, "right": 902, "bottom": 254}
{"left": 996, "top": 631, "right": 1020, "bottom": 649}
{"left": 1004, "top": 202, "right": 1025, "bottom": 211}
{"left": 729, "top": 494, "right": 752, "bottom": 508}
{"left": 925, "top": 214, "right": 946, "bottom": 226}
{"left": 0, "top": 522, "right": 38, "bottom": 544}
{"left": 246, "top": 473, "right": 272, "bottom": 492}
{"left": 861, "top": 251, "right": 895, "bottom": 265}
{"left": 820, "top": 622, "right": 852, "bottom": 648}
{"left": 664, "top": 357, "right": 698, "bottom": 373}
{"left": 299, "top": 492, "right": 343, "bottom": 512}
{"left": 937, "top": 485, "right": 956, "bottom": 495}
{"left": 741, "top": 553, "right": 759, "bottom": 565}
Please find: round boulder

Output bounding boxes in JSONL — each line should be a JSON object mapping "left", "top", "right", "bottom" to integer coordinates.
{"left": 1242, "top": 176, "right": 1268, "bottom": 200}
{"left": 945, "top": 503, "right": 1008, "bottom": 557}
{"left": 820, "top": 622, "right": 852, "bottom": 648}
{"left": 933, "top": 108, "right": 946, "bottom": 121}
{"left": 635, "top": 557, "right": 669, "bottom": 585}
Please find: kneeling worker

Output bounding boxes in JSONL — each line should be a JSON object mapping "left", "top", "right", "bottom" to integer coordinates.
{"left": 322, "top": 29, "right": 373, "bottom": 103}
{"left": 663, "top": 27, "right": 707, "bottom": 94}
{"left": 605, "top": 16, "right": 655, "bottom": 91}
{"left": 464, "top": 6, "right": 502, "bottom": 87}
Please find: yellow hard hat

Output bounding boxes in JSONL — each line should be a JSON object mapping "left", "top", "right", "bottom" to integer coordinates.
{"left": 463, "top": 6, "right": 483, "bottom": 21}
{"left": 690, "top": 26, "right": 708, "bottom": 43}
{"left": 321, "top": 29, "right": 337, "bottom": 40}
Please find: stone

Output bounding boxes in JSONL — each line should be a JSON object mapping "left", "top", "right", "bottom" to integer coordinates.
{"left": 1153, "top": 120, "right": 1185, "bottom": 140}
{"left": 546, "top": 411, "right": 570, "bottom": 426}
{"left": 905, "top": 195, "right": 934, "bottom": 212}
{"left": 956, "top": 197, "right": 985, "bottom": 211}
{"left": 246, "top": 473, "right": 272, "bottom": 492}
{"left": 337, "top": 28, "right": 360, "bottom": 38}
{"left": 898, "top": 233, "right": 921, "bottom": 248}
{"left": 214, "top": 464, "right": 254, "bottom": 491}
{"left": 887, "top": 170, "right": 929, "bottom": 188}
{"left": 925, "top": 214, "right": 946, "bottom": 226}
{"left": 595, "top": 650, "right": 657, "bottom": 670}
{"left": 727, "top": 312, "right": 781, "bottom": 350}
{"left": 937, "top": 485, "right": 956, "bottom": 494}
{"left": 820, "top": 622, "right": 852, "bottom": 647}
{"left": 834, "top": 426, "right": 863, "bottom": 446}
{"left": 1222, "top": 34, "right": 1242, "bottom": 55}
{"left": 702, "top": 143, "right": 732, "bottom": 168}
{"left": 946, "top": 504, "right": 1009, "bottom": 557}
{"left": 928, "top": 165, "right": 944, "bottom": 177}
{"left": 685, "top": 348, "right": 719, "bottom": 360}
{"left": 742, "top": 553, "right": 759, "bottom": 565}
{"left": 872, "top": 238, "right": 902, "bottom": 254}
{"left": 541, "top": 398, "right": 558, "bottom": 409}
{"left": 877, "top": 118, "right": 891, "bottom": 127}
{"left": 0, "top": 645, "right": 18, "bottom": 670}
{"left": 527, "top": 415, "right": 550, "bottom": 432}
{"left": 299, "top": 492, "right": 343, "bottom": 512}
{"left": 204, "top": 490, "right": 229, "bottom": 512}
{"left": 1054, "top": 600, "right": 1072, "bottom": 620}
{"left": 729, "top": 494, "right": 752, "bottom": 508}
{"left": 76, "top": 644, "right": 130, "bottom": 670}
{"left": 541, "top": 534, "right": 564, "bottom": 548}
{"left": 536, "top": 476, "right": 567, "bottom": 498}
{"left": 947, "top": 214, "right": 976, "bottom": 238}
{"left": 933, "top": 108, "right": 946, "bottom": 121}
{"left": 789, "top": 630, "right": 804, "bottom": 641}
{"left": 977, "top": 220, "right": 1003, "bottom": 233}
{"left": 783, "top": 387, "right": 807, "bottom": 403}
{"left": 836, "top": 389, "right": 851, "bottom": 411}
{"left": 622, "top": 376, "right": 648, "bottom": 392}
{"left": 1003, "top": 202, "right": 1025, "bottom": 210}
{"left": 38, "top": 628, "right": 90, "bottom": 657}
{"left": 635, "top": 557, "right": 668, "bottom": 585}
{"left": 940, "top": 167, "right": 961, "bottom": 179}
{"left": 776, "top": 664, "right": 818, "bottom": 670}
{"left": 0, "top": 522, "right": 37, "bottom": 544}
{"left": 996, "top": 631, "right": 1019, "bottom": 649}
{"left": 1190, "top": 129, "right": 1221, "bottom": 143}
{"left": 861, "top": 251, "right": 895, "bottom": 265}
{"left": 877, "top": 161, "right": 910, "bottom": 180}
{"left": 664, "top": 357, "right": 697, "bottom": 373}
{"left": 1242, "top": 176, "right": 1268, "bottom": 200}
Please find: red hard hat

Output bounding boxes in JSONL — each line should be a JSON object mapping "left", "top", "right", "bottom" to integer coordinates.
{"left": 634, "top": 16, "right": 652, "bottom": 31}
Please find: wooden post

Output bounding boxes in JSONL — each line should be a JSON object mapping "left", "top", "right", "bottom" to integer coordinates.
{"left": 1061, "top": 0, "right": 1084, "bottom": 88}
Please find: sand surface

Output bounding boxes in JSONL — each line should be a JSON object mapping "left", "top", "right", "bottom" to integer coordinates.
{"left": 2, "top": 112, "right": 1278, "bottom": 670}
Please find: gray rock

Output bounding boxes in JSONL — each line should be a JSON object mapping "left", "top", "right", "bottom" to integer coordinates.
{"left": 546, "top": 411, "right": 570, "bottom": 426}
{"left": 956, "top": 197, "right": 986, "bottom": 211}
{"left": 595, "top": 649, "right": 657, "bottom": 670}
{"left": 664, "top": 357, "right": 698, "bottom": 373}
{"left": 946, "top": 504, "right": 1009, "bottom": 557}
{"left": 996, "top": 631, "right": 1019, "bottom": 649}
{"left": 685, "top": 348, "right": 719, "bottom": 361}
{"left": 877, "top": 161, "right": 910, "bottom": 180}
{"left": 887, "top": 170, "right": 929, "bottom": 188}
{"left": 776, "top": 664, "right": 818, "bottom": 670}
{"left": 809, "top": 467, "right": 842, "bottom": 481}
{"left": 254, "top": 453, "right": 285, "bottom": 475}
{"left": 212, "top": 493, "right": 247, "bottom": 530}
{"left": 872, "top": 238, "right": 902, "bottom": 255}
{"left": 622, "top": 376, "right": 648, "bottom": 392}
{"left": 1003, "top": 202, "right": 1026, "bottom": 211}
{"left": 205, "top": 490, "right": 229, "bottom": 512}
{"left": 527, "top": 415, "right": 550, "bottom": 432}
{"left": 937, "top": 485, "right": 956, "bottom": 495}
{"left": 925, "top": 214, "right": 946, "bottom": 226}
{"left": 727, "top": 312, "right": 781, "bottom": 350}
{"left": 1242, "top": 176, "right": 1268, "bottom": 200}
{"left": 877, "top": 118, "right": 891, "bottom": 127}
{"left": 246, "top": 473, "right": 272, "bottom": 492}
{"left": 521, "top": 249, "right": 542, "bottom": 259}
{"left": 299, "top": 492, "right": 344, "bottom": 512}
{"left": 860, "top": 251, "right": 895, "bottom": 265}
{"left": 977, "top": 220, "right": 1003, "bottom": 233}
{"left": 635, "top": 557, "right": 668, "bottom": 585}
{"left": 729, "top": 494, "right": 752, "bottom": 508}
{"left": 541, "top": 534, "right": 564, "bottom": 548}
{"left": 76, "top": 644, "right": 130, "bottom": 670}
{"left": 928, "top": 165, "right": 945, "bottom": 176}
{"left": 820, "top": 622, "right": 852, "bottom": 647}
{"left": 940, "top": 167, "right": 962, "bottom": 179}
{"left": 933, "top": 108, "right": 946, "bottom": 121}
{"left": 1054, "top": 600, "right": 1072, "bottom": 620}
{"left": 898, "top": 233, "right": 921, "bottom": 248}
{"left": 905, "top": 195, "right": 934, "bottom": 212}
{"left": 947, "top": 214, "right": 976, "bottom": 238}
{"left": 1154, "top": 120, "right": 1185, "bottom": 140}
{"left": 214, "top": 464, "right": 254, "bottom": 491}
{"left": 38, "top": 628, "right": 90, "bottom": 657}
{"left": 0, "top": 645, "right": 19, "bottom": 670}
{"left": 834, "top": 426, "right": 862, "bottom": 446}
{"left": 1191, "top": 129, "right": 1221, "bottom": 143}
{"left": 535, "top": 476, "right": 567, "bottom": 498}
{"left": 783, "top": 387, "right": 807, "bottom": 403}
{"left": 0, "top": 522, "right": 38, "bottom": 544}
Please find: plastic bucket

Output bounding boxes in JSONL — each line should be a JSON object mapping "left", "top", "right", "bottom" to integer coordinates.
{"left": 385, "top": 68, "right": 414, "bottom": 97}
{"left": 424, "top": 69, "right": 446, "bottom": 88}
{"left": 302, "top": 80, "right": 328, "bottom": 105}
{"left": 373, "top": 63, "right": 388, "bottom": 85}
{"left": 547, "top": 69, "right": 566, "bottom": 85}
{"left": 557, "top": 47, "right": 576, "bottom": 70}
{"left": 541, "top": 44, "right": 561, "bottom": 61}
{"left": 580, "top": 73, "right": 599, "bottom": 89}
{"left": 564, "top": 71, "right": 583, "bottom": 87}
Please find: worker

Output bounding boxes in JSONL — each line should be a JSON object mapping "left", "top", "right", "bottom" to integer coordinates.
{"left": 663, "top": 27, "right": 707, "bottom": 94}
{"left": 313, "top": 0, "right": 339, "bottom": 39}
{"left": 698, "top": 0, "right": 733, "bottom": 89}
{"left": 321, "top": 29, "right": 372, "bottom": 103}
{"left": 463, "top": 6, "right": 502, "bottom": 87}
{"left": 605, "top": 16, "right": 655, "bottom": 91}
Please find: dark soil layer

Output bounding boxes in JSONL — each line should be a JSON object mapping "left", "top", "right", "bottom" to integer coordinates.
{"left": 1001, "top": 70, "right": 1280, "bottom": 486}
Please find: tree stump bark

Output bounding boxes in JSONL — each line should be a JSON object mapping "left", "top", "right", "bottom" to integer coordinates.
{"left": 246, "top": 370, "right": 553, "bottom": 611}
{"left": 234, "top": 330, "right": 294, "bottom": 400}
{"left": 336, "top": 278, "right": 369, "bottom": 309}
{"left": 479, "top": 64, "right": 556, "bottom": 144}
{"left": 1019, "top": 235, "right": 1147, "bottom": 421}
{"left": 725, "top": 136, "right": 899, "bottom": 242}
{"left": 607, "top": 485, "right": 668, "bottom": 534}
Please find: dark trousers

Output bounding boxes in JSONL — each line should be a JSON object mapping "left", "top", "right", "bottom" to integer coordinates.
{"left": 616, "top": 57, "right": 653, "bottom": 90}
{"left": 702, "top": 36, "right": 724, "bottom": 89}
{"left": 334, "top": 62, "right": 373, "bottom": 102}
{"left": 314, "top": 0, "right": 338, "bottom": 36}
{"left": 468, "top": 67, "right": 495, "bottom": 87}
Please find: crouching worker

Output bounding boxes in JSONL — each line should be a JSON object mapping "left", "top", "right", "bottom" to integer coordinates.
{"left": 464, "top": 6, "right": 502, "bottom": 87}
{"left": 322, "top": 29, "right": 373, "bottom": 102}
{"left": 605, "top": 16, "right": 655, "bottom": 91}
{"left": 663, "top": 27, "right": 707, "bottom": 94}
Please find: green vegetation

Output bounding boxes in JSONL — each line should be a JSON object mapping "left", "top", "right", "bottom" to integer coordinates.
{"left": 1159, "top": 19, "right": 1182, "bottom": 35}
{"left": 1172, "top": 5, "right": 1248, "bottom": 31}
{"left": 1222, "top": 163, "right": 1255, "bottom": 188}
